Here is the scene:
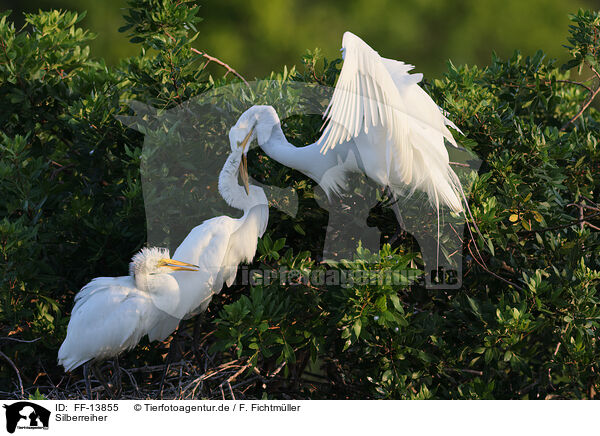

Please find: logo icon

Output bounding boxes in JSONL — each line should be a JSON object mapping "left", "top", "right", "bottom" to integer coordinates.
{"left": 2, "top": 402, "right": 50, "bottom": 434}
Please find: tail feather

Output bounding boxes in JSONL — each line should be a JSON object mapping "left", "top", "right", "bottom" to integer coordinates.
{"left": 391, "top": 124, "right": 463, "bottom": 214}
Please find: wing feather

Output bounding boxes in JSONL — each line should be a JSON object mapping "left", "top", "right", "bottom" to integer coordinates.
{"left": 58, "top": 277, "right": 157, "bottom": 371}
{"left": 320, "top": 31, "right": 464, "bottom": 212}
{"left": 170, "top": 216, "right": 238, "bottom": 318}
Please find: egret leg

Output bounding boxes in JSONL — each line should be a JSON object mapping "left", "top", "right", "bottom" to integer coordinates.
{"left": 158, "top": 362, "right": 170, "bottom": 399}
{"left": 158, "top": 326, "right": 184, "bottom": 398}
{"left": 158, "top": 339, "right": 179, "bottom": 398}
{"left": 192, "top": 314, "right": 207, "bottom": 366}
{"left": 92, "top": 361, "right": 115, "bottom": 399}
{"left": 113, "top": 357, "right": 122, "bottom": 397}
{"left": 389, "top": 194, "right": 406, "bottom": 230}
{"left": 386, "top": 192, "right": 407, "bottom": 248}
{"left": 83, "top": 363, "right": 92, "bottom": 400}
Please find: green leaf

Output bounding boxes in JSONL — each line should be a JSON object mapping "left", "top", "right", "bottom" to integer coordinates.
{"left": 353, "top": 319, "right": 362, "bottom": 339}
{"left": 390, "top": 294, "right": 402, "bottom": 312}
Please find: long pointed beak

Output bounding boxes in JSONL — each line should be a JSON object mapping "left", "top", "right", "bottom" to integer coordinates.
{"left": 158, "top": 258, "right": 200, "bottom": 272}
{"left": 238, "top": 126, "right": 254, "bottom": 151}
{"left": 237, "top": 127, "right": 253, "bottom": 195}
{"left": 240, "top": 154, "right": 250, "bottom": 195}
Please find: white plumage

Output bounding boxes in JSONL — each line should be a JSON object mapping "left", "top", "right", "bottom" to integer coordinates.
{"left": 58, "top": 131, "right": 268, "bottom": 371}
{"left": 229, "top": 31, "right": 463, "bottom": 214}
{"left": 148, "top": 132, "right": 268, "bottom": 338}
{"left": 57, "top": 247, "right": 198, "bottom": 371}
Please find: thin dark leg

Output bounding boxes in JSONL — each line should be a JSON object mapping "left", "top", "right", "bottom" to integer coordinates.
{"left": 113, "top": 357, "right": 122, "bottom": 397}
{"left": 390, "top": 196, "right": 406, "bottom": 230}
{"left": 158, "top": 361, "right": 170, "bottom": 399}
{"left": 92, "top": 361, "right": 115, "bottom": 399}
{"left": 158, "top": 325, "right": 184, "bottom": 399}
{"left": 83, "top": 362, "right": 92, "bottom": 400}
{"left": 386, "top": 192, "right": 407, "bottom": 247}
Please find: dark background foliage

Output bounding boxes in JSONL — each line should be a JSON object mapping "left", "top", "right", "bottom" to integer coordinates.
{"left": 0, "top": 1, "right": 599, "bottom": 399}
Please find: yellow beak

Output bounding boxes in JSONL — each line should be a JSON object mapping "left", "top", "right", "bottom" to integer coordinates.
{"left": 158, "top": 258, "right": 200, "bottom": 272}
{"left": 238, "top": 127, "right": 253, "bottom": 195}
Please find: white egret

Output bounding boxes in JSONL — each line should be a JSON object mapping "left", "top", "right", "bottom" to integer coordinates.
{"left": 146, "top": 127, "right": 269, "bottom": 339}
{"left": 57, "top": 247, "right": 199, "bottom": 372}
{"left": 58, "top": 130, "right": 267, "bottom": 396}
{"left": 229, "top": 31, "right": 464, "bottom": 214}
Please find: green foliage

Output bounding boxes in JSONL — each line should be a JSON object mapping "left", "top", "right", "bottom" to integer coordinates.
{"left": 212, "top": 10, "right": 600, "bottom": 399}
{"left": 181, "top": 0, "right": 597, "bottom": 79}
{"left": 1, "top": 4, "right": 599, "bottom": 399}
{"left": 28, "top": 388, "right": 46, "bottom": 400}
{"left": 563, "top": 9, "right": 600, "bottom": 72}
{"left": 0, "top": 2, "right": 216, "bottom": 389}
{"left": 120, "top": 0, "right": 208, "bottom": 108}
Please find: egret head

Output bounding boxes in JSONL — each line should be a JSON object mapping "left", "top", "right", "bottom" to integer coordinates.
{"left": 228, "top": 105, "right": 280, "bottom": 150}
{"left": 129, "top": 247, "right": 199, "bottom": 295}
{"left": 220, "top": 125, "right": 268, "bottom": 212}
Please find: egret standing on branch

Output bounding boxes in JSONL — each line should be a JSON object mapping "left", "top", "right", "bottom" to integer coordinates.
{"left": 147, "top": 127, "right": 269, "bottom": 338}
{"left": 229, "top": 31, "right": 464, "bottom": 214}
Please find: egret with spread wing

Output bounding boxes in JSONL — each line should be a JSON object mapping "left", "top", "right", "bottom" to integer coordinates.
{"left": 229, "top": 32, "right": 464, "bottom": 214}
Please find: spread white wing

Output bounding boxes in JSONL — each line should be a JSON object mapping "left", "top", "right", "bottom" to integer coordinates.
{"left": 319, "top": 32, "right": 463, "bottom": 212}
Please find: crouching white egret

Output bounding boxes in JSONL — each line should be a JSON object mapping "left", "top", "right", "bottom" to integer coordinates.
{"left": 229, "top": 31, "right": 464, "bottom": 214}
{"left": 58, "top": 248, "right": 199, "bottom": 371}
{"left": 57, "top": 247, "right": 199, "bottom": 396}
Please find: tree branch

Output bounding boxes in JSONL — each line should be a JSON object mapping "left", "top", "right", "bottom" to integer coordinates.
{"left": 162, "top": 29, "right": 250, "bottom": 87}
{"left": 191, "top": 48, "right": 250, "bottom": 87}
{"left": 0, "top": 350, "right": 24, "bottom": 398}
{"left": 467, "top": 240, "right": 524, "bottom": 291}
{"left": 517, "top": 212, "right": 600, "bottom": 235}
{"left": 561, "top": 64, "right": 600, "bottom": 131}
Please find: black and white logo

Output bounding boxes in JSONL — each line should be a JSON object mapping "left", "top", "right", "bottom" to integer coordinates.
{"left": 2, "top": 402, "right": 50, "bottom": 434}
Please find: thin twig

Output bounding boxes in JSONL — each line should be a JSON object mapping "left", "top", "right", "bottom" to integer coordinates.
{"left": 504, "top": 79, "right": 593, "bottom": 94}
{"left": 556, "top": 79, "right": 593, "bottom": 94}
{"left": 191, "top": 48, "right": 250, "bottom": 87}
{"left": 120, "top": 366, "right": 139, "bottom": 393}
{"left": 445, "top": 367, "right": 484, "bottom": 376}
{"left": 467, "top": 241, "right": 524, "bottom": 291}
{"left": 269, "top": 361, "right": 287, "bottom": 378}
{"left": 0, "top": 337, "right": 41, "bottom": 343}
{"left": 125, "top": 363, "right": 171, "bottom": 373}
{"left": 567, "top": 203, "right": 600, "bottom": 212}
{"left": 162, "top": 28, "right": 250, "bottom": 87}
{"left": 548, "top": 323, "right": 569, "bottom": 389}
{"left": 518, "top": 381, "right": 539, "bottom": 397}
{"left": 561, "top": 64, "right": 600, "bottom": 131}
{"left": 585, "top": 222, "right": 600, "bottom": 231}
{"left": 227, "top": 363, "right": 250, "bottom": 383}
{"left": 226, "top": 381, "right": 236, "bottom": 400}
{"left": 0, "top": 350, "right": 24, "bottom": 398}
{"left": 517, "top": 212, "right": 600, "bottom": 235}
{"left": 581, "top": 195, "right": 599, "bottom": 208}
